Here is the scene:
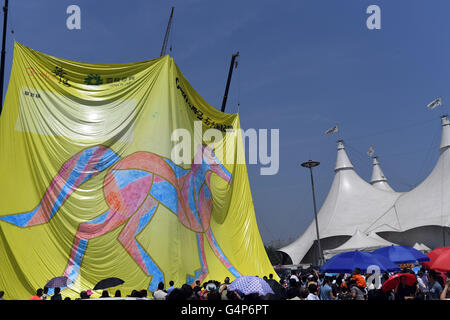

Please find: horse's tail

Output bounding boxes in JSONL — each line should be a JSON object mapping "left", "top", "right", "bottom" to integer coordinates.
{"left": 0, "top": 146, "right": 120, "bottom": 227}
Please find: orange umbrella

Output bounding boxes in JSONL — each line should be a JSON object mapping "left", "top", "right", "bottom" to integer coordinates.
{"left": 421, "top": 247, "right": 450, "bottom": 270}
{"left": 381, "top": 273, "right": 417, "bottom": 293}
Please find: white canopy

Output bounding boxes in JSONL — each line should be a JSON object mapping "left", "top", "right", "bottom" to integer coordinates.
{"left": 280, "top": 140, "right": 401, "bottom": 264}
{"left": 366, "top": 115, "right": 450, "bottom": 234}
{"left": 323, "top": 229, "right": 397, "bottom": 260}
{"left": 281, "top": 115, "right": 450, "bottom": 264}
{"left": 412, "top": 242, "right": 432, "bottom": 253}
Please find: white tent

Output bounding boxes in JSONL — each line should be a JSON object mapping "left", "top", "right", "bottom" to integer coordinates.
{"left": 366, "top": 115, "right": 450, "bottom": 235}
{"left": 281, "top": 115, "right": 450, "bottom": 265}
{"left": 412, "top": 242, "right": 431, "bottom": 253}
{"left": 371, "top": 156, "right": 395, "bottom": 192}
{"left": 323, "top": 229, "right": 397, "bottom": 260}
{"left": 280, "top": 140, "right": 401, "bottom": 264}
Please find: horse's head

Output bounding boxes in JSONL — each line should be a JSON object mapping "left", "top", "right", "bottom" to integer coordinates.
{"left": 192, "top": 145, "right": 232, "bottom": 185}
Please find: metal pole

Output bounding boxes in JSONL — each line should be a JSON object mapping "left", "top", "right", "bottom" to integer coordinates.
{"left": 221, "top": 51, "right": 239, "bottom": 112}
{"left": 160, "top": 7, "right": 174, "bottom": 57}
{"left": 0, "top": 0, "right": 8, "bottom": 116}
{"left": 301, "top": 160, "right": 324, "bottom": 266}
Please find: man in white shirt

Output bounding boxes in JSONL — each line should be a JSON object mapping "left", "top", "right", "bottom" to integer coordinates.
{"left": 153, "top": 282, "right": 168, "bottom": 300}
{"left": 306, "top": 284, "right": 320, "bottom": 300}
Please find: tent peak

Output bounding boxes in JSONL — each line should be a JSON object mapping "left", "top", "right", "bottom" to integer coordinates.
{"left": 370, "top": 155, "right": 395, "bottom": 191}
{"left": 440, "top": 114, "right": 450, "bottom": 151}
{"left": 335, "top": 140, "right": 354, "bottom": 171}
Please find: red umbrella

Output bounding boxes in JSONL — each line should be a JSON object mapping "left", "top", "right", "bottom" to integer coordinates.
{"left": 381, "top": 273, "right": 417, "bottom": 293}
{"left": 427, "top": 249, "right": 450, "bottom": 272}
{"left": 421, "top": 247, "right": 450, "bottom": 270}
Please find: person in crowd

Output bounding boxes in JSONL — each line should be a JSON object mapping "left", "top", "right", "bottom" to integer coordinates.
{"left": 100, "top": 290, "right": 110, "bottom": 298}
{"left": 269, "top": 273, "right": 274, "bottom": 280}
{"left": 349, "top": 280, "right": 365, "bottom": 300}
{"left": 51, "top": 287, "right": 62, "bottom": 300}
{"left": 114, "top": 290, "right": 121, "bottom": 297}
{"left": 193, "top": 280, "right": 201, "bottom": 293}
{"left": 153, "top": 282, "right": 168, "bottom": 300}
{"left": 78, "top": 291, "right": 89, "bottom": 300}
{"left": 320, "top": 277, "right": 336, "bottom": 300}
{"left": 30, "top": 288, "right": 44, "bottom": 300}
{"left": 166, "top": 288, "right": 186, "bottom": 300}
{"left": 290, "top": 271, "right": 299, "bottom": 283}
{"left": 140, "top": 289, "right": 148, "bottom": 299}
{"left": 298, "top": 287, "right": 309, "bottom": 300}
{"left": 394, "top": 275, "right": 415, "bottom": 300}
{"left": 219, "top": 277, "right": 231, "bottom": 300}
{"left": 181, "top": 284, "right": 196, "bottom": 300}
{"left": 226, "top": 290, "right": 242, "bottom": 300}
{"left": 0, "top": 291, "right": 4, "bottom": 300}
{"left": 166, "top": 280, "right": 176, "bottom": 295}
{"left": 440, "top": 272, "right": 450, "bottom": 300}
{"left": 286, "top": 278, "right": 299, "bottom": 299}
{"left": 64, "top": 297, "right": 71, "bottom": 301}
{"left": 306, "top": 283, "right": 319, "bottom": 300}
{"left": 337, "top": 285, "right": 352, "bottom": 300}
{"left": 41, "top": 287, "right": 49, "bottom": 300}
{"left": 427, "top": 270, "right": 443, "bottom": 300}
{"left": 416, "top": 270, "right": 427, "bottom": 293}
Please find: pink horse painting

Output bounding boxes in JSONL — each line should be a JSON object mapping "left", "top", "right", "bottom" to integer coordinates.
{"left": 0, "top": 145, "right": 240, "bottom": 291}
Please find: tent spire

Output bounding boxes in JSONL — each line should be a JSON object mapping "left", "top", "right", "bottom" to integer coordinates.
{"left": 335, "top": 140, "right": 354, "bottom": 171}
{"left": 370, "top": 156, "right": 395, "bottom": 192}
{"left": 440, "top": 114, "right": 450, "bottom": 151}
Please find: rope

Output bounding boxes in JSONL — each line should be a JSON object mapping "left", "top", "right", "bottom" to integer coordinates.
{"left": 413, "top": 122, "right": 440, "bottom": 187}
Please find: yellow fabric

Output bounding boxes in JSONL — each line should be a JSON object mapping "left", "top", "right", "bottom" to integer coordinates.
{"left": 0, "top": 42, "right": 276, "bottom": 299}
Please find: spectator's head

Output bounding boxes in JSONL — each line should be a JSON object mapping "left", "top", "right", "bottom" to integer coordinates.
{"left": 224, "top": 277, "right": 230, "bottom": 284}
{"left": 195, "top": 280, "right": 200, "bottom": 286}
{"left": 101, "top": 290, "right": 109, "bottom": 298}
{"left": 353, "top": 268, "right": 361, "bottom": 275}
{"left": 418, "top": 270, "right": 424, "bottom": 277}
{"left": 0, "top": 291, "right": 4, "bottom": 299}
{"left": 140, "top": 289, "right": 147, "bottom": 298}
{"left": 428, "top": 270, "right": 437, "bottom": 283}
{"left": 79, "top": 291, "right": 89, "bottom": 299}
{"left": 269, "top": 273, "right": 274, "bottom": 279}
{"left": 64, "top": 297, "right": 71, "bottom": 301}
{"left": 299, "top": 287, "right": 309, "bottom": 299}
{"left": 263, "top": 276, "right": 268, "bottom": 280}
{"left": 157, "top": 282, "right": 164, "bottom": 291}
{"left": 181, "top": 284, "right": 193, "bottom": 299}
{"left": 114, "top": 290, "right": 121, "bottom": 297}
{"left": 43, "top": 287, "right": 49, "bottom": 295}
{"left": 308, "top": 284, "right": 318, "bottom": 295}
{"left": 207, "top": 290, "right": 221, "bottom": 300}
{"left": 54, "top": 287, "right": 61, "bottom": 295}
{"left": 166, "top": 288, "right": 186, "bottom": 301}
{"left": 36, "top": 288, "right": 43, "bottom": 297}
{"left": 169, "top": 281, "right": 174, "bottom": 287}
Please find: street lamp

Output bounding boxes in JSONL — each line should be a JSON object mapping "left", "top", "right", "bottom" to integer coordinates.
{"left": 301, "top": 160, "right": 324, "bottom": 266}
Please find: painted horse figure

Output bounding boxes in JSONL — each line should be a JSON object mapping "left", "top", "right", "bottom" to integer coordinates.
{"left": 0, "top": 145, "right": 240, "bottom": 291}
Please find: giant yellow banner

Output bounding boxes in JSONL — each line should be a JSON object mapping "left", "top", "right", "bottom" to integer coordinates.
{"left": 0, "top": 42, "right": 275, "bottom": 299}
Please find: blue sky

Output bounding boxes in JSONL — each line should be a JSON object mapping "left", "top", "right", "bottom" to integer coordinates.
{"left": 2, "top": 0, "right": 450, "bottom": 244}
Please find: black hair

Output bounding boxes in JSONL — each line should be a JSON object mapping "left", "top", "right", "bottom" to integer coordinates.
{"left": 269, "top": 273, "right": 273, "bottom": 279}
{"left": 0, "top": 291, "right": 4, "bottom": 298}
{"left": 114, "top": 290, "right": 121, "bottom": 297}
{"left": 36, "top": 288, "right": 43, "bottom": 297}
{"left": 101, "top": 290, "right": 109, "bottom": 298}
{"left": 169, "top": 280, "right": 174, "bottom": 286}
{"left": 157, "top": 282, "right": 165, "bottom": 290}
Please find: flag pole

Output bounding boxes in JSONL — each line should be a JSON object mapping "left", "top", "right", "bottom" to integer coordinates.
{"left": 0, "top": 0, "right": 8, "bottom": 116}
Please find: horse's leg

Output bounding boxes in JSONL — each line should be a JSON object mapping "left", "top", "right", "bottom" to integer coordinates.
{"left": 63, "top": 210, "right": 125, "bottom": 285}
{"left": 190, "top": 232, "right": 209, "bottom": 284}
{"left": 117, "top": 195, "right": 163, "bottom": 292}
{"left": 0, "top": 146, "right": 119, "bottom": 227}
{"left": 205, "top": 228, "right": 240, "bottom": 278}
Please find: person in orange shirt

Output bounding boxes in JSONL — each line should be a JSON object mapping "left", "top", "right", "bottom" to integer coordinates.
{"left": 30, "top": 288, "right": 44, "bottom": 300}
{"left": 351, "top": 268, "right": 367, "bottom": 288}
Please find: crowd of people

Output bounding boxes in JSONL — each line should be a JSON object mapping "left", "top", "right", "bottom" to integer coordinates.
{"left": 1, "top": 267, "right": 446, "bottom": 301}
